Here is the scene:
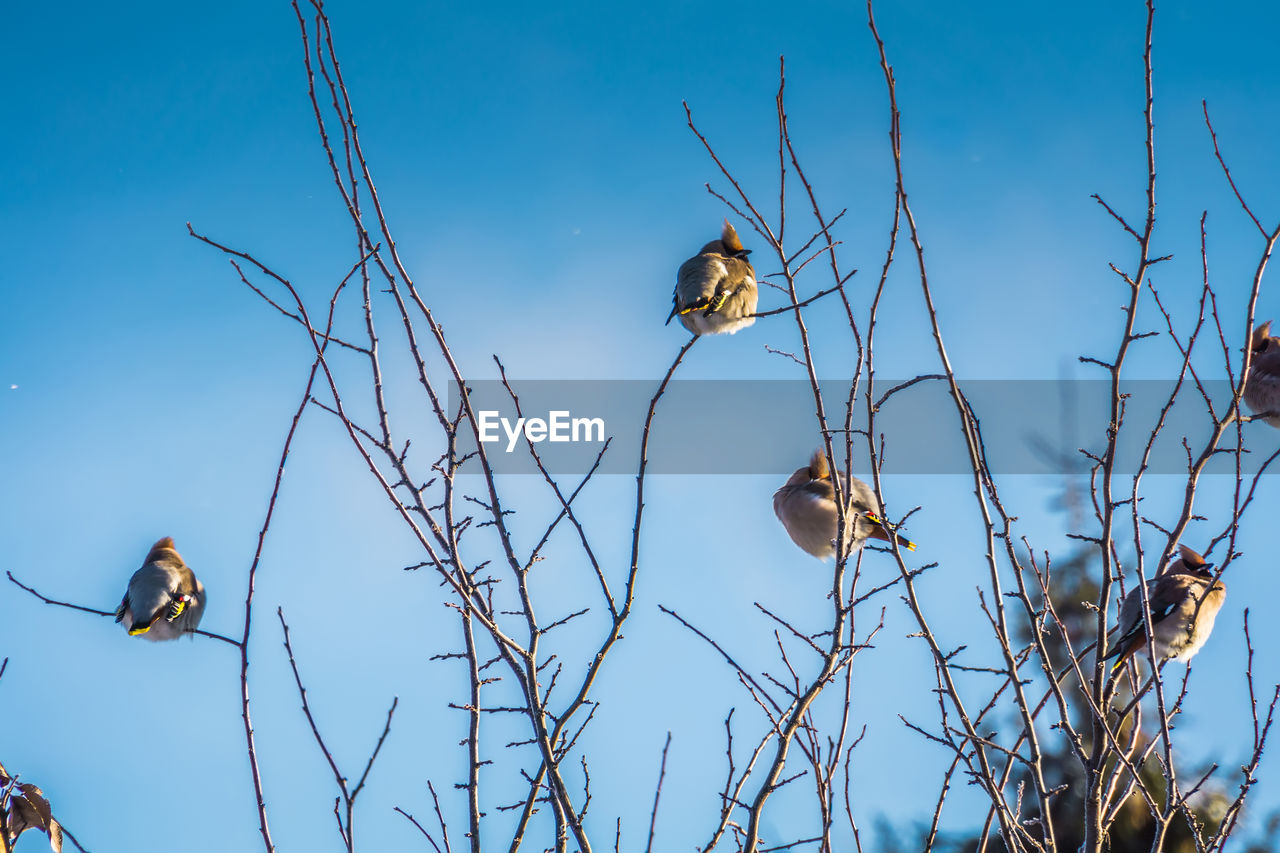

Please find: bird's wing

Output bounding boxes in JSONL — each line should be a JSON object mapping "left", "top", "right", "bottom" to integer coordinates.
{"left": 1105, "top": 576, "right": 1189, "bottom": 663}
{"left": 704, "top": 258, "right": 758, "bottom": 318}
{"left": 124, "top": 563, "right": 181, "bottom": 633}
{"left": 185, "top": 579, "right": 207, "bottom": 632}
{"left": 673, "top": 255, "right": 730, "bottom": 315}
{"left": 1104, "top": 586, "right": 1150, "bottom": 660}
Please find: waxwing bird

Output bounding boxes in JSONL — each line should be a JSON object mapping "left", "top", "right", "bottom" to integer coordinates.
{"left": 773, "top": 449, "right": 916, "bottom": 559}
{"left": 1104, "top": 544, "right": 1226, "bottom": 672}
{"left": 1244, "top": 320, "right": 1280, "bottom": 427}
{"left": 115, "top": 537, "right": 206, "bottom": 641}
{"left": 666, "top": 219, "right": 759, "bottom": 335}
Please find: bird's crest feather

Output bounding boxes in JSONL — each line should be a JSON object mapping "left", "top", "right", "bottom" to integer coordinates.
{"left": 1177, "top": 543, "right": 1207, "bottom": 569}
{"left": 721, "top": 219, "right": 744, "bottom": 254}
{"left": 144, "top": 536, "right": 180, "bottom": 564}
{"left": 808, "top": 449, "right": 830, "bottom": 480}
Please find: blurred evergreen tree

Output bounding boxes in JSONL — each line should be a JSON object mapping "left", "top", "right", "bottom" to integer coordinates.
{"left": 871, "top": 461, "right": 1275, "bottom": 851}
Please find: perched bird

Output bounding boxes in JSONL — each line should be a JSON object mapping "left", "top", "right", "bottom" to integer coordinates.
{"left": 115, "top": 537, "right": 206, "bottom": 641}
{"left": 666, "top": 219, "right": 759, "bottom": 335}
{"left": 1104, "top": 544, "right": 1226, "bottom": 672}
{"left": 773, "top": 449, "right": 916, "bottom": 559}
{"left": 1244, "top": 320, "right": 1280, "bottom": 427}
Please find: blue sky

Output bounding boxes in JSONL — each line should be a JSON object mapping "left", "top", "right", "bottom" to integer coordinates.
{"left": 4, "top": 1, "right": 1280, "bottom": 850}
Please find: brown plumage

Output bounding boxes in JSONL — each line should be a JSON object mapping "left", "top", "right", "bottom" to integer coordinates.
{"left": 1105, "top": 544, "right": 1226, "bottom": 672}
{"left": 1244, "top": 320, "right": 1280, "bottom": 427}
{"left": 772, "top": 450, "right": 916, "bottom": 560}
{"left": 666, "top": 219, "right": 759, "bottom": 335}
{"left": 114, "top": 537, "right": 206, "bottom": 641}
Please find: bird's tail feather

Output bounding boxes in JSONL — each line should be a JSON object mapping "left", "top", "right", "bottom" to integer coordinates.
{"left": 865, "top": 513, "right": 916, "bottom": 552}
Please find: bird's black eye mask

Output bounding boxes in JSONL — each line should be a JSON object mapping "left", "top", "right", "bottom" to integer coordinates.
{"left": 1185, "top": 562, "right": 1215, "bottom": 578}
